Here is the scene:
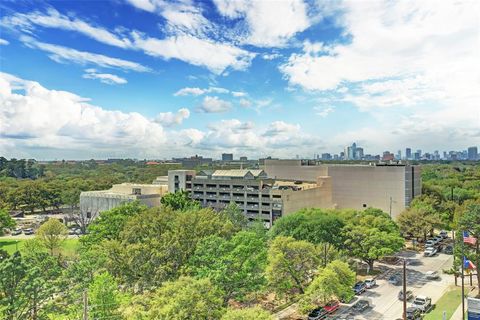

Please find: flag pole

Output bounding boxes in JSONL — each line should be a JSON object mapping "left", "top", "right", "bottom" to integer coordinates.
{"left": 461, "top": 231, "right": 465, "bottom": 320}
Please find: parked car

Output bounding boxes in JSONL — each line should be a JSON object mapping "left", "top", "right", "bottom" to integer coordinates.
{"left": 388, "top": 274, "right": 401, "bottom": 285}
{"left": 308, "top": 307, "right": 328, "bottom": 320}
{"left": 23, "top": 228, "right": 34, "bottom": 235}
{"left": 433, "top": 235, "right": 444, "bottom": 244}
{"left": 11, "top": 228, "right": 22, "bottom": 235}
{"left": 412, "top": 295, "right": 432, "bottom": 313}
{"left": 353, "top": 281, "right": 366, "bottom": 295}
{"left": 406, "top": 306, "right": 423, "bottom": 319}
{"left": 364, "top": 278, "right": 376, "bottom": 289}
{"left": 444, "top": 245, "right": 453, "bottom": 255}
{"left": 323, "top": 301, "right": 340, "bottom": 314}
{"left": 425, "top": 271, "right": 440, "bottom": 280}
{"left": 423, "top": 247, "right": 437, "bottom": 257}
{"left": 352, "top": 300, "right": 369, "bottom": 312}
{"left": 424, "top": 240, "right": 436, "bottom": 247}
{"left": 439, "top": 230, "right": 448, "bottom": 239}
{"left": 398, "top": 290, "right": 414, "bottom": 301}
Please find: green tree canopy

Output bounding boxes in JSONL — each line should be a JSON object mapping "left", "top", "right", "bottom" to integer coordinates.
{"left": 266, "top": 236, "right": 319, "bottom": 297}
{"left": 188, "top": 230, "right": 267, "bottom": 302}
{"left": 88, "top": 272, "right": 121, "bottom": 320}
{"left": 160, "top": 190, "right": 200, "bottom": 211}
{"left": 0, "top": 209, "right": 15, "bottom": 236}
{"left": 457, "top": 204, "right": 480, "bottom": 296}
{"left": 221, "top": 307, "right": 273, "bottom": 320}
{"left": 36, "top": 218, "right": 68, "bottom": 255}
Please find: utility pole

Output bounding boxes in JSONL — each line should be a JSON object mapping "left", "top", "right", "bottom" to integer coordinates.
{"left": 389, "top": 196, "right": 392, "bottom": 218}
{"left": 83, "top": 290, "right": 88, "bottom": 320}
{"left": 402, "top": 258, "right": 407, "bottom": 320}
{"left": 461, "top": 233, "right": 465, "bottom": 320}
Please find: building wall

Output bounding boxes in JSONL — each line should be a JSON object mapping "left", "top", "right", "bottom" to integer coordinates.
{"left": 264, "top": 159, "right": 327, "bottom": 182}
{"left": 110, "top": 183, "right": 167, "bottom": 195}
{"left": 168, "top": 170, "right": 196, "bottom": 192}
{"left": 79, "top": 193, "right": 161, "bottom": 214}
{"left": 278, "top": 177, "right": 333, "bottom": 215}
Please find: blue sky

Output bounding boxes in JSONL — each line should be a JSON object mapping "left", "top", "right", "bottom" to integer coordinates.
{"left": 0, "top": 0, "right": 478, "bottom": 160}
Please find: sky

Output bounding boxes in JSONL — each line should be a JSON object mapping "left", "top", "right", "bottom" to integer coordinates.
{"left": 0, "top": 0, "right": 479, "bottom": 160}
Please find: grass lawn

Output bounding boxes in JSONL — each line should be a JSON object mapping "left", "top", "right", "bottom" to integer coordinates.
{"left": 424, "top": 287, "right": 461, "bottom": 320}
{"left": 0, "top": 238, "right": 80, "bottom": 256}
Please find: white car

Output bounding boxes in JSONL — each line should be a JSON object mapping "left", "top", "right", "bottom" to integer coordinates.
{"left": 424, "top": 247, "right": 437, "bottom": 257}
{"left": 439, "top": 230, "right": 448, "bottom": 238}
{"left": 425, "top": 240, "right": 436, "bottom": 247}
{"left": 364, "top": 278, "right": 376, "bottom": 288}
{"left": 412, "top": 295, "right": 432, "bottom": 313}
{"left": 425, "top": 271, "right": 440, "bottom": 280}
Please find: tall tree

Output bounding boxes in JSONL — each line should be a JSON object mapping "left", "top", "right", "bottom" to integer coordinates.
{"left": 36, "top": 218, "right": 68, "bottom": 255}
{"left": 266, "top": 236, "right": 319, "bottom": 297}
{"left": 0, "top": 209, "right": 16, "bottom": 236}
{"left": 221, "top": 307, "right": 273, "bottom": 320}
{"left": 397, "top": 207, "right": 440, "bottom": 241}
{"left": 188, "top": 231, "right": 267, "bottom": 302}
{"left": 457, "top": 204, "right": 480, "bottom": 296}
{"left": 160, "top": 190, "right": 200, "bottom": 211}
{"left": 88, "top": 272, "right": 121, "bottom": 320}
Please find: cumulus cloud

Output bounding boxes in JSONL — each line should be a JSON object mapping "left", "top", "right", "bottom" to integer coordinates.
{"left": 174, "top": 86, "right": 242, "bottom": 97}
{"left": 82, "top": 69, "right": 127, "bottom": 85}
{"left": 0, "top": 72, "right": 164, "bottom": 155}
{"left": 313, "top": 106, "right": 334, "bottom": 118}
{"left": 197, "top": 96, "right": 232, "bottom": 113}
{"left": 262, "top": 53, "right": 281, "bottom": 60}
{"left": 21, "top": 36, "right": 150, "bottom": 72}
{"left": 213, "top": 0, "right": 311, "bottom": 47}
{"left": 239, "top": 98, "right": 251, "bottom": 108}
{"left": 231, "top": 91, "right": 246, "bottom": 97}
{"left": 155, "top": 108, "right": 190, "bottom": 127}
{"left": 0, "top": 38, "right": 9, "bottom": 45}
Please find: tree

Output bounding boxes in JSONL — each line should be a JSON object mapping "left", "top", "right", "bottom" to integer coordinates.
{"left": 457, "top": 204, "right": 480, "bottom": 296}
{"left": 160, "top": 190, "right": 200, "bottom": 211}
{"left": 88, "top": 272, "right": 121, "bottom": 320}
{"left": 221, "top": 307, "right": 273, "bottom": 320}
{"left": 0, "top": 209, "right": 15, "bottom": 236}
{"left": 188, "top": 231, "right": 267, "bottom": 302}
{"left": 81, "top": 201, "right": 147, "bottom": 248}
{"left": 397, "top": 207, "right": 440, "bottom": 241}
{"left": 269, "top": 209, "right": 345, "bottom": 247}
{"left": 143, "top": 277, "right": 224, "bottom": 320}
{"left": 221, "top": 202, "right": 248, "bottom": 231}
{"left": 104, "top": 207, "right": 236, "bottom": 289}
{"left": 266, "top": 236, "right": 319, "bottom": 297}
{"left": 36, "top": 218, "right": 68, "bottom": 255}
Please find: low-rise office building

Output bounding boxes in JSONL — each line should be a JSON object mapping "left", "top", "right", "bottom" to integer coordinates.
{"left": 168, "top": 169, "right": 333, "bottom": 227}
{"left": 263, "top": 159, "right": 421, "bottom": 217}
{"left": 79, "top": 183, "right": 168, "bottom": 215}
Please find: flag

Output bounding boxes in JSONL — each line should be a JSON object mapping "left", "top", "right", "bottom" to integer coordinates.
{"left": 464, "top": 257, "right": 477, "bottom": 270}
{"left": 463, "top": 231, "right": 477, "bottom": 245}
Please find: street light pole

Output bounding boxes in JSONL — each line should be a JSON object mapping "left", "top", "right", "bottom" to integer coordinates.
{"left": 461, "top": 234, "right": 465, "bottom": 320}
{"left": 402, "top": 258, "right": 407, "bottom": 320}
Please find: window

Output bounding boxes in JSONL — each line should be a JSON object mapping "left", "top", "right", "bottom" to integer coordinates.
{"left": 86, "top": 211, "right": 91, "bottom": 219}
{"left": 132, "top": 188, "right": 141, "bottom": 195}
{"left": 363, "top": 203, "right": 367, "bottom": 208}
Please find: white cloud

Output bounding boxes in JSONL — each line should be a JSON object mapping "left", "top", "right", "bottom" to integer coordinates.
{"left": 174, "top": 87, "right": 206, "bottom": 96}
{"left": 262, "top": 53, "right": 281, "bottom": 60}
{"left": 231, "top": 91, "right": 246, "bottom": 97}
{"left": 131, "top": 32, "right": 255, "bottom": 74}
{"left": 313, "top": 106, "right": 334, "bottom": 118}
{"left": 155, "top": 108, "right": 190, "bottom": 127}
{"left": 174, "top": 86, "right": 242, "bottom": 97}
{"left": 0, "top": 72, "right": 165, "bottom": 155}
{"left": 213, "top": 0, "right": 311, "bottom": 47}
{"left": 197, "top": 96, "right": 232, "bottom": 113}
{"left": 0, "top": 38, "right": 9, "bottom": 45}
{"left": 82, "top": 69, "right": 127, "bottom": 85}
{"left": 21, "top": 36, "right": 150, "bottom": 72}
{"left": 239, "top": 98, "right": 251, "bottom": 108}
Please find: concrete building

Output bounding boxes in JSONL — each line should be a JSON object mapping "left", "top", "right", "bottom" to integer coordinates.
{"left": 222, "top": 153, "right": 233, "bottom": 161}
{"left": 168, "top": 169, "right": 333, "bottom": 227}
{"left": 172, "top": 155, "right": 213, "bottom": 168}
{"left": 80, "top": 183, "right": 168, "bottom": 215}
{"left": 263, "top": 160, "right": 421, "bottom": 217}
{"left": 168, "top": 170, "right": 196, "bottom": 193}
{"left": 468, "top": 147, "right": 478, "bottom": 160}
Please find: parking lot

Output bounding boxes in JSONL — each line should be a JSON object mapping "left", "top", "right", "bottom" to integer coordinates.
{"left": 331, "top": 250, "right": 454, "bottom": 320}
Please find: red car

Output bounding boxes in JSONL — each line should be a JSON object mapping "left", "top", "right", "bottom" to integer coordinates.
{"left": 323, "top": 301, "right": 340, "bottom": 314}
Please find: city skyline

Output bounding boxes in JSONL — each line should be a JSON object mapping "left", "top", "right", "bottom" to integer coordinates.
{"left": 1, "top": 1, "right": 479, "bottom": 159}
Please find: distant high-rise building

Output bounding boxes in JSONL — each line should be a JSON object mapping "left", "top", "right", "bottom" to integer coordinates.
{"left": 468, "top": 147, "right": 478, "bottom": 160}
{"left": 413, "top": 152, "right": 420, "bottom": 160}
{"left": 344, "top": 142, "right": 359, "bottom": 160}
{"left": 321, "top": 153, "right": 332, "bottom": 160}
{"left": 406, "top": 148, "right": 412, "bottom": 160}
{"left": 356, "top": 147, "right": 364, "bottom": 160}
{"left": 396, "top": 150, "right": 402, "bottom": 160}
{"left": 239, "top": 156, "right": 248, "bottom": 161}
{"left": 222, "top": 153, "right": 233, "bottom": 161}
{"left": 416, "top": 150, "right": 422, "bottom": 158}
{"left": 382, "top": 151, "right": 394, "bottom": 161}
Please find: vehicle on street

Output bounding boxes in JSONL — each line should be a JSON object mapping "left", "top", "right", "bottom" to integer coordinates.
{"left": 412, "top": 295, "right": 432, "bottom": 313}
{"left": 406, "top": 306, "right": 423, "bottom": 319}
{"left": 398, "top": 290, "right": 414, "bottom": 301}
{"left": 433, "top": 235, "right": 443, "bottom": 243}
{"left": 388, "top": 274, "right": 401, "bottom": 285}
{"left": 23, "top": 228, "right": 34, "bottom": 235}
{"left": 352, "top": 300, "right": 369, "bottom": 312}
{"left": 425, "top": 271, "right": 440, "bottom": 280}
{"left": 353, "top": 281, "right": 366, "bottom": 295}
{"left": 323, "top": 301, "right": 340, "bottom": 314}
{"left": 308, "top": 307, "right": 328, "bottom": 320}
{"left": 430, "top": 237, "right": 441, "bottom": 245}
{"left": 423, "top": 247, "right": 437, "bottom": 257}
{"left": 424, "top": 240, "right": 435, "bottom": 247}
{"left": 364, "top": 278, "right": 376, "bottom": 288}
{"left": 444, "top": 245, "right": 453, "bottom": 254}
{"left": 439, "top": 230, "right": 448, "bottom": 238}
{"left": 11, "top": 228, "right": 22, "bottom": 235}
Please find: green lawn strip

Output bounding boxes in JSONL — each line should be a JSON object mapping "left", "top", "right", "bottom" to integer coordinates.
{"left": 424, "top": 286, "right": 461, "bottom": 320}
{"left": 0, "top": 238, "right": 79, "bottom": 256}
